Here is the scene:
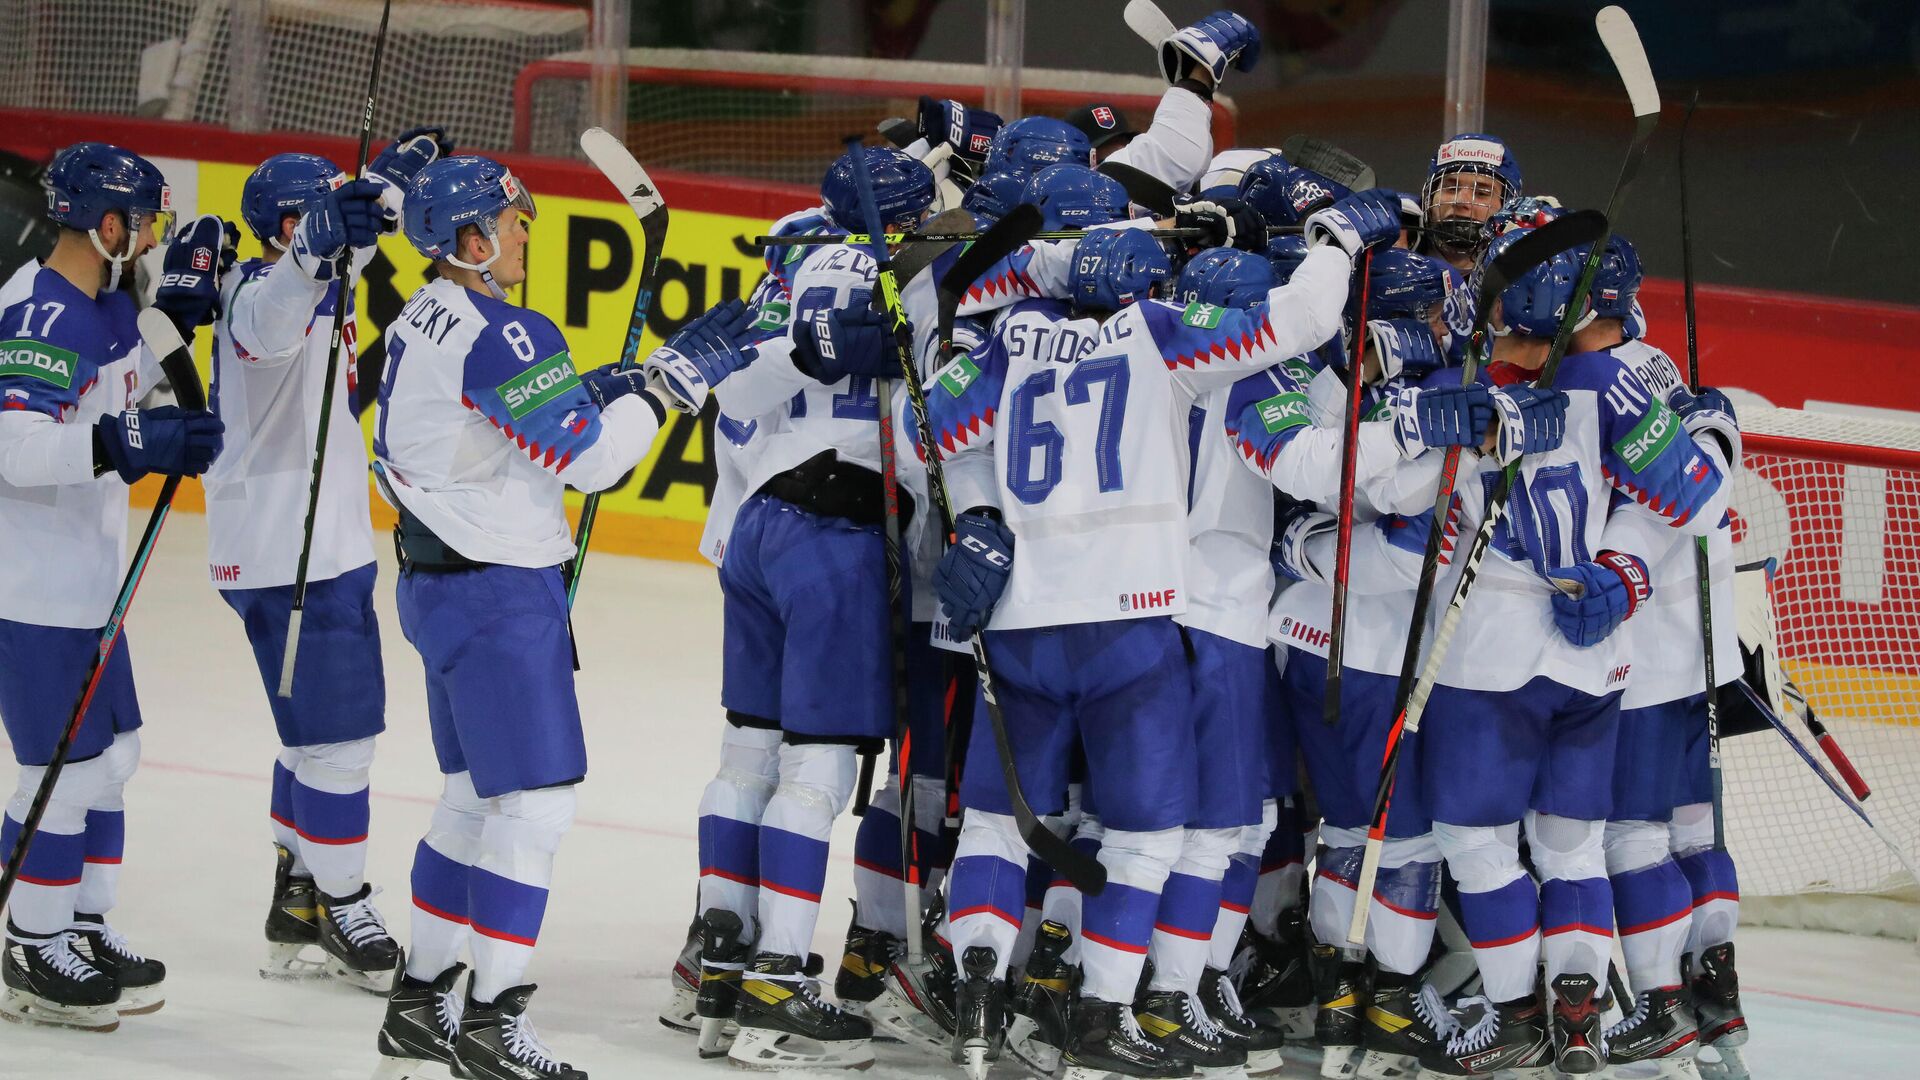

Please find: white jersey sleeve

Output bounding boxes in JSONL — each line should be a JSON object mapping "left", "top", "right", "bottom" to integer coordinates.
{"left": 1101, "top": 85, "right": 1216, "bottom": 194}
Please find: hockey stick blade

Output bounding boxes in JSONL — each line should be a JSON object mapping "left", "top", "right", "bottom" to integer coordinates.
{"left": 890, "top": 208, "right": 974, "bottom": 286}
{"left": 580, "top": 127, "right": 666, "bottom": 221}
{"left": 1280, "top": 135, "right": 1375, "bottom": 192}
{"left": 1100, "top": 160, "right": 1178, "bottom": 218}
{"left": 139, "top": 307, "right": 207, "bottom": 411}
{"left": 1597, "top": 6, "right": 1660, "bottom": 120}
{"left": 1124, "top": 0, "right": 1176, "bottom": 48}
{"left": 1478, "top": 210, "right": 1608, "bottom": 318}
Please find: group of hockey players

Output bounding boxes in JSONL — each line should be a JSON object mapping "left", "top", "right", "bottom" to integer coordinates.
{"left": 0, "top": 7, "right": 1752, "bottom": 1080}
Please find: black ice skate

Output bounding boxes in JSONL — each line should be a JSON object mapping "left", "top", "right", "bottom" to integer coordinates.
{"left": 728, "top": 952, "right": 875, "bottom": 1071}
{"left": 450, "top": 981, "right": 585, "bottom": 1080}
{"left": 1135, "top": 987, "right": 1247, "bottom": 1076}
{"left": 953, "top": 945, "right": 1008, "bottom": 1080}
{"left": 1548, "top": 973, "right": 1606, "bottom": 1074}
{"left": 694, "top": 907, "right": 749, "bottom": 1059}
{"left": 0, "top": 922, "right": 121, "bottom": 1033}
{"left": 69, "top": 913, "right": 166, "bottom": 1015}
{"left": 869, "top": 899, "right": 959, "bottom": 1055}
{"left": 1687, "top": 944, "right": 1748, "bottom": 1080}
{"left": 317, "top": 883, "right": 401, "bottom": 994}
{"left": 1198, "top": 965, "right": 1287, "bottom": 1077}
{"left": 373, "top": 960, "right": 465, "bottom": 1080}
{"left": 1008, "top": 919, "right": 1077, "bottom": 1078}
{"left": 1356, "top": 972, "right": 1457, "bottom": 1080}
{"left": 1417, "top": 993, "right": 1552, "bottom": 1078}
{"left": 261, "top": 842, "right": 325, "bottom": 980}
{"left": 658, "top": 915, "right": 701, "bottom": 1034}
{"left": 1605, "top": 985, "right": 1701, "bottom": 1078}
{"left": 1058, "top": 997, "right": 1193, "bottom": 1080}
{"left": 1310, "top": 944, "right": 1369, "bottom": 1080}
{"left": 834, "top": 903, "right": 899, "bottom": 1017}
{"left": 1236, "top": 906, "right": 1316, "bottom": 1040}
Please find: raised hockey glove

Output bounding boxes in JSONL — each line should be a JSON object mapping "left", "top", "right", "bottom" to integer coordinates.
{"left": 1271, "top": 496, "right": 1336, "bottom": 583}
{"left": 370, "top": 125, "right": 454, "bottom": 188}
{"left": 1368, "top": 318, "right": 1444, "bottom": 383}
{"left": 1671, "top": 385, "right": 1741, "bottom": 463}
{"left": 936, "top": 509, "right": 1015, "bottom": 639}
{"left": 643, "top": 298, "right": 753, "bottom": 414}
{"left": 94, "top": 405, "right": 224, "bottom": 483}
{"left": 1489, "top": 383, "right": 1569, "bottom": 465}
{"left": 1174, "top": 195, "right": 1267, "bottom": 252}
{"left": 151, "top": 214, "right": 230, "bottom": 336}
{"left": 1548, "top": 549, "right": 1651, "bottom": 647}
{"left": 1160, "top": 10, "right": 1262, "bottom": 86}
{"left": 1390, "top": 383, "right": 1494, "bottom": 459}
{"left": 791, "top": 291, "right": 896, "bottom": 383}
{"left": 917, "top": 96, "right": 1003, "bottom": 166}
{"left": 293, "top": 179, "right": 385, "bottom": 268}
{"left": 1303, "top": 188, "right": 1401, "bottom": 258}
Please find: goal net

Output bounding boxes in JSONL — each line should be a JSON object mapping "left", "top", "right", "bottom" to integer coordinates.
{"left": 1730, "top": 406, "right": 1920, "bottom": 937}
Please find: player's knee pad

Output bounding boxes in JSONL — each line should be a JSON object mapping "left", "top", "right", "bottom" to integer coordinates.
{"left": 957, "top": 809, "right": 1027, "bottom": 866}
{"left": 1098, "top": 826, "right": 1184, "bottom": 892}
{"left": 426, "top": 771, "right": 489, "bottom": 856}
{"left": 1380, "top": 832, "right": 1441, "bottom": 869}
{"left": 1432, "top": 821, "right": 1526, "bottom": 894}
{"left": 1524, "top": 812, "right": 1605, "bottom": 883}
{"left": 87, "top": 731, "right": 142, "bottom": 812}
{"left": 1668, "top": 802, "right": 1714, "bottom": 859}
{"left": 1238, "top": 799, "right": 1279, "bottom": 858}
{"left": 773, "top": 740, "right": 858, "bottom": 818}
{"left": 295, "top": 736, "right": 376, "bottom": 794}
{"left": 489, "top": 784, "right": 578, "bottom": 858}
{"left": 1175, "top": 826, "right": 1240, "bottom": 879}
{"left": 1603, "top": 819, "right": 1671, "bottom": 877}
{"left": 11, "top": 753, "right": 112, "bottom": 833}
{"left": 717, "top": 722, "right": 781, "bottom": 787}
{"left": 1073, "top": 813, "right": 1106, "bottom": 846}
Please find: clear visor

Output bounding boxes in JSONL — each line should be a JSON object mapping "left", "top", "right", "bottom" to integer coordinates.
{"left": 128, "top": 206, "right": 174, "bottom": 244}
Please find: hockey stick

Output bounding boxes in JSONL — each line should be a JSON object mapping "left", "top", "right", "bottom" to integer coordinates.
{"left": 1738, "top": 558, "right": 1873, "bottom": 800}
{"left": 1677, "top": 90, "right": 1729, "bottom": 850}
{"left": 843, "top": 136, "right": 913, "bottom": 821}
{"left": 566, "top": 127, "right": 670, "bottom": 611}
{"left": 1343, "top": 210, "right": 1608, "bottom": 944}
{"left": 1123, "top": 0, "right": 1176, "bottom": 47}
{"left": 0, "top": 310, "right": 206, "bottom": 910}
{"left": 1351, "top": 6, "right": 1660, "bottom": 948}
{"left": 1280, "top": 134, "right": 1377, "bottom": 192}
{"left": 1322, "top": 251, "right": 1375, "bottom": 725}
{"left": 277, "top": 0, "right": 393, "bottom": 697}
{"left": 755, "top": 226, "right": 1297, "bottom": 249}
{"left": 1781, "top": 682, "right": 1871, "bottom": 800}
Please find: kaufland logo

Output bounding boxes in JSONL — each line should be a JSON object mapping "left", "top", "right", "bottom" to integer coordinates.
{"left": 1119, "top": 588, "right": 1176, "bottom": 612}
{"left": 1438, "top": 139, "right": 1505, "bottom": 167}
{"left": 1092, "top": 106, "right": 1117, "bottom": 129}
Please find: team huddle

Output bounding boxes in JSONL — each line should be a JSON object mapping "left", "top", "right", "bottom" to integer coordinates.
{"left": 0, "top": 7, "right": 1750, "bottom": 1080}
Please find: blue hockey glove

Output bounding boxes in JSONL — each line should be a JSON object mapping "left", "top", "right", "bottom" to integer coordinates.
{"left": 94, "top": 405, "right": 224, "bottom": 484}
{"left": 936, "top": 509, "right": 1015, "bottom": 639}
{"left": 1390, "top": 383, "right": 1494, "bottom": 459}
{"left": 1368, "top": 318, "right": 1444, "bottom": 383}
{"left": 293, "top": 179, "right": 385, "bottom": 266}
{"left": 917, "top": 96, "right": 1003, "bottom": 165}
{"left": 1160, "top": 10, "right": 1261, "bottom": 86}
{"left": 370, "top": 126, "right": 454, "bottom": 188}
{"left": 643, "top": 298, "right": 754, "bottom": 414}
{"left": 1271, "top": 496, "right": 1335, "bottom": 584}
{"left": 1442, "top": 278, "right": 1476, "bottom": 342}
{"left": 791, "top": 290, "right": 895, "bottom": 383}
{"left": 1490, "top": 383, "right": 1568, "bottom": 464}
{"left": 579, "top": 364, "right": 649, "bottom": 411}
{"left": 1548, "top": 549, "right": 1651, "bottom": 647}
{"left": 151, "top": 214, "right": 231, "bottom": 336}
{"left": 1672, "top": 384, "right": 1740, "bottom": 464}
{"left": 1174, "top": 195, "right": 1267, "bottom": 252}
{"left": 1303, "top": 188, "right": 1401, "bottom": 258}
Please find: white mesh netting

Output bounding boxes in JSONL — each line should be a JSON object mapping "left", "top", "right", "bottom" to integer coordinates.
{"left": 0, "top": 0, "right": 588, "bottom": 152}
{"left": 1728, "top": 406, "right": 1920, "bottom": 926}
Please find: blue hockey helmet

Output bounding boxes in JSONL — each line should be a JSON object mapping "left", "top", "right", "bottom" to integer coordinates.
{"left": 1590, "top": 234, "right": 1643, "bottom": 321}
{"left": 42, "top": 142, "right": 171, "bottom": 289}
{"left": 1267, "top": 234, "right": 1310, "bottom": 285}
{"left": 1363, "top": 248, "right": 1453, "bottom": 320}
{"left": 1424, "top": 133, "right": 1523, "bottom": 257}
{"left": 1238, "top": 157, "right": 1349, "bottom": 227}
{"left": 241, "top": 153, "right": 344, "bottom": 245}
{"left": 1425, "top": 132, "right": 1523, "bottom": 203}
{"left": 1068, "top": 227, "right": 1172, "bottom": 312}
{"left": 822, "top": 145, "right": 934, "bottom": 232}
{"left": 1022, "top": 163, "right": 1128, "bottom": 230}
{"left": 1482, "top": 229, "right": 1587, "bottom": 339}
{"left": 962, "top": 169, "right": 1027, "bottom": 223}
{"left": 402, "top": 156, "right": 536, "bottom": 287}
{"left": 1175, "top": 249, "right": 1275, "bottom": 309}
{"left": 984, "top": 116, "right": 1092, "bottom": 177}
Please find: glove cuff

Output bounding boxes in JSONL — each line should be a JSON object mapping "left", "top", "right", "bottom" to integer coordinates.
{"left": 1390, "top": 386, "right": 1427, "bottom": 460}
{"left": 1681, "top": 406, "right": 1741, "bottom": 468}
{"left": 1275, "top": 511, "right": 1337, "bottom": 584}
{"left": 643, "top": 345, "right": 711, "bottom": 415}
{"left": 1490, "top": 386, "right": 1529, "bottom": 466}
{"left": 1596, "top": 549, "right": 1651, "bottom": 619}
{"left": 1173, "top": 76, "right": 1215, "bottom": 102}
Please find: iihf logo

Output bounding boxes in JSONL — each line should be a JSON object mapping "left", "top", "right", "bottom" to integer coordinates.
{"left": 1091, "top": 106, "right": 1117, "bottom": 130}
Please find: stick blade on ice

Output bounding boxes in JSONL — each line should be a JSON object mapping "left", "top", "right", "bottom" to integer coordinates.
{"left": 1596, "top": 6, "right": 1659, "bottom": 119}
{"left": 1123, "top": 0, "right": 1176, "bottom": 46}
{"left": 579, "top": 127, "right": 664, "bottom": 218}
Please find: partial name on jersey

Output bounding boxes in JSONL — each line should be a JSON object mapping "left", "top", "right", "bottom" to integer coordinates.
{"left": 400, "top": 289, "right": 465, "bottom": 345}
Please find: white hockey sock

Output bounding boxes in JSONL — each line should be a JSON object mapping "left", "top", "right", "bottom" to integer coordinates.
{"left": 1149, "top": 826, "right": 1236, "bottom": 994}
{"left": 1671, "top": 802, "right": 1740, "bottom": 954}
{"left": 1041, "top": 814, "right": 1103, "bottom": 966}
{"left": 755, "top": 741, "right": 857, "bottom": 960}
{"left": 1367, "top": 834, "right": 1441, "bottom": 977}
{"left": 1434, "top": 821, "right": 1539, "bottom": 1003}
{"left": 947, "top": 810, "right": 1027, "bottom": 980}
{"left": 1080, "top": 827, "right": 1181, "bottom": 1005}
{"left": 469, "top": 785, "right": 575, "bottom": 1003}
{"left": 76, "top": 731, "right": 138, "bottom": 916}
{"left": 407, "top": 772, "right": 486, "bottom": 983}
{"left": 852, "top": 780, "right": 907, "bottom": 940}
{"left": 291, "top": 737, "right": 376, "bottom": 899}
{"left": 4, "top": 755, "right": 108, "bottom": 938}
{"left": 697, "top": 723, "right": 780, "bottom": 931}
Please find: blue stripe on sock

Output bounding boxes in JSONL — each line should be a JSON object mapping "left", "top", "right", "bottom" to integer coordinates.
{"left": 853, "top": 804, "right": 903, "bottom": 878}
{"left": 1612, "top": 860, "right": 1692, "bottom": 936}
{"left": 1458, "top": 875, "right": 1539, "bottom": 948}
{"left": 1024, "top": 855, "right": 1050, "bottom": 908}
{"left": 411, "top": 840, "right": 471, "bottom": 923}
{"left": 290, "top": 780, "right": 370, "bottom": 844}
{"left": 1221, "top": 854, "right": 1257, "bottom": 908}
{"left": 1374, "top": 860, "right": 1441, "bottom": 919}
{"left": 948, "top": 853, "right": 1025, "bottom": 927}
{"left": 468, "top": 865, "right": 548, "bottom": 945}
{"left": 1155, "top": 870, "right": 1225, "bottom": 938}
{"left": 1677, "top": 848, "right": 1739, "bottom": 903}
{"left": 1083, "top": 880, "right": 1159, "bottom": 954}
{"left": 758, "top": 826, "right": 830, "bottom": 903}
{"left": 3, "top": 816, "right": 84, "bottom": 886}
{"left": 271, "top": 760, "right": 296, "bottom": 828}
{"left": 698, "top": 814, "right": 761, "bottom": 886}
{"left": 83, "top": 809, "right": 124, "bottom": 864}
{"left": 1541, "top": 877, "right": 1613, "bottom": 939}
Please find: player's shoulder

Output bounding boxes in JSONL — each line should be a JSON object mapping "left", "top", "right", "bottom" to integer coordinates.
{"left": 1607, "top": 337, "right": 1685, "bottom": 402}
{"left": 793, "top": 238, "right": 875, "bottom": 286}
{"left": 1552, "top": 347, "right": 1647, "bottom": 400}
{"left": 2, "top": 268, "right": 115, "bottom": 354}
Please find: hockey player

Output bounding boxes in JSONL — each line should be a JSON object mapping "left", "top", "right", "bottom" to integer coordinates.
{"left": 1572, "top": 236, "right": 1747, "bottom": 1078}
{"left": 1415, "top": 133, "right": 1523, "bottom": 273}
{"left": 1411, "top": 233, "right": 1729, "bottom": 1078}
{"left": 925, "top": 188, "right": 1400, "bottom": 1079}
{"left": 212, "top": 129, "right": 450, "bottom": 995}
{"left": 0, "top": 143, "right": 227, "bottom": 1029}
{"left": 366, "top": 154, "right": 752, "bottom": 1080}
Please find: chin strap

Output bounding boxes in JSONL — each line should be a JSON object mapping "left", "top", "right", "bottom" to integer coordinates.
{"left": 87, "top": 227, "right": 134, "bottom": 292}
{"left": 448, "top": 219, "right": 508, "bottom": 300}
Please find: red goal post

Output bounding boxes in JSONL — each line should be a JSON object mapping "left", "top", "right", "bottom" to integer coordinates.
{"left": 1730, "top": 406, "right": 1920, "bottom": 938}
{"left": 511, "top": 48, "right": 1237, "bottom": 186}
